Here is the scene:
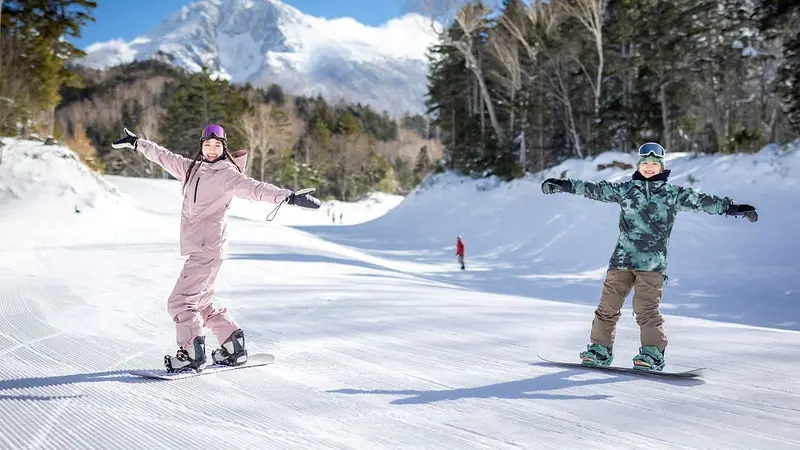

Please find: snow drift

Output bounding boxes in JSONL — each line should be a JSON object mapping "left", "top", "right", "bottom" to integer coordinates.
{"left": 0, "top": 138, "right": 124, "bottom": 217}
{"left": 304, "top": 142, "right": 800, "bottom": 331}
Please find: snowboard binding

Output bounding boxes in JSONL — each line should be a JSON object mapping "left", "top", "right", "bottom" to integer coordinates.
{"left": 212, "top": 329, "right": 248, "bottom": 367}
{"left": 165, "top": 336, "right": 207, "bottom": 373}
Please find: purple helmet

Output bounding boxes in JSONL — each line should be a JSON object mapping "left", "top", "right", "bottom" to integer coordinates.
{"left": 201, "top": 124, "right": 226, "bottom": 141}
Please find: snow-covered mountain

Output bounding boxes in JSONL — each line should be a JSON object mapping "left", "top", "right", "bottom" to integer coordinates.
{"left": 74, "top": 0, "right": 437, "bottom": 116}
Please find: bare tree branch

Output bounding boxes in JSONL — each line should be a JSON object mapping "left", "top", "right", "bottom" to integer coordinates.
{"left": 559, "top": 0, "right": 608, "bottom": 127}
{"left": 500, "top": 1, "right": 585, "bottom": 158}
{"left": 420, "top": 0, "right": 506, "bottom": 144}
{"left": 235, "top": 103, "right": 294, "bottom": 181}
{"left": 487, "top": 28, "right": 522, "bottom": 152}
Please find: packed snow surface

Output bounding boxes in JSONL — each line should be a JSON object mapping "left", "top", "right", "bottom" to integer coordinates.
{"left": 0, "top": 137, "right": 798, "bottom": 449}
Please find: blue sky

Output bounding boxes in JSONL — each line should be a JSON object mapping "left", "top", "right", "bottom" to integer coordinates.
{"left": 71, "top": 0, "right": 411, "bottom": 49}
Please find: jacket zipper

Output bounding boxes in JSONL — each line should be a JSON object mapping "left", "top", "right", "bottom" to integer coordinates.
{"left": 636, "top": 180, "right": 651, "bottom": 317}
{"left": 193, "top": 176, "right": 200, "bottom": 203}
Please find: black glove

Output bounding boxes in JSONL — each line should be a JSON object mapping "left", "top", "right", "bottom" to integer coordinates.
{"left": 287, "top": 188, "right": 321, "bottom": 210}
{"left": 111, "top": 128, "right": 139, "bottom": 149}
{"left": 726, "top": 201, "right": 758, "bottom": 223}
{"left": 541, "top": 178, "right": 572, "bottom": 195}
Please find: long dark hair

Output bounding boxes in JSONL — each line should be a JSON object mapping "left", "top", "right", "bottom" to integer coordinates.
{"left": 182, "top": 139, "right": 243, "bottom": 195}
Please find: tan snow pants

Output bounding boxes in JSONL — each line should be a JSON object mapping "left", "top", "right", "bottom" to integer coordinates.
{"left": 590, "top": 269, "right": 668, "bottom": 351}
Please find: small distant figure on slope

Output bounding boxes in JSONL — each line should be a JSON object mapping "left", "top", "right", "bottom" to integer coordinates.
{"left": 112, "top": 124, "right": 320, "bottom": 374}
{"left": 456, "top": 236, "right": 465, "bottom": 270}
{"left": 541, "top": 142, "right": 758, "bottom": 372}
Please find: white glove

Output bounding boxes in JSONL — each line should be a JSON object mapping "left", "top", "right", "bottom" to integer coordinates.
{"left": 111, "top": 128, "right": 139, "bottom": 149}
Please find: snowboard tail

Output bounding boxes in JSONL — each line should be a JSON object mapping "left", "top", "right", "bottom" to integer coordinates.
{"left": 131, "top": 353, "right": 275, "bottom": 380}
{"left": 537, "top": 354, "right": 705, "bottom": 378}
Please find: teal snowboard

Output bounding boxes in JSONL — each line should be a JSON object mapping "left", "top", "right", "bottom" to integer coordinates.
{"left": 537, "top": 354, "right": 706, "bottom": 378}
{"left": 130, "top": 353, "right": 275, "bottom": 380}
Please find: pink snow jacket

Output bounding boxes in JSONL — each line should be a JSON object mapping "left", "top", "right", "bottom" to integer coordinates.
{"left": 135, "top": 139, "right": 292, "bottom": 258}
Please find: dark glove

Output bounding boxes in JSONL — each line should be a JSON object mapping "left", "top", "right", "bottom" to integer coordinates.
{"left": 541, "top": 178, "right": 572, "bottom": 195}
{"left": 111, "top": 128, "right": 139, "bottom": 149}
{"left": 726, "top": 201, "right": 758, "bottom": 223}
{"left": 287, "top": 188, "right": 321, "bottom": 210}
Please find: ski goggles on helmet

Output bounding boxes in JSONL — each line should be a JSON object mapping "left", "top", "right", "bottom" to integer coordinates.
{"left": 201, "top": 124, "right": 226, "bottom": 141}
{"left": 637, "top": 142, "right": 665, "bottom": 158}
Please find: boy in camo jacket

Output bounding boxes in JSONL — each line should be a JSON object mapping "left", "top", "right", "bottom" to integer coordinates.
{"left": 540, "top": 143, "right": 758, "bottom": 371}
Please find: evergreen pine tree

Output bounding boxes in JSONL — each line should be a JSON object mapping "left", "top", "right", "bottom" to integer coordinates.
{"left": 1, "top": 0, "right": 97, "bottom": 132}
{"left": 158, "top": 68, "right": 249, "bottom": 155}
{"left": 756, "top": 0, "right": 800, "bottom": 131}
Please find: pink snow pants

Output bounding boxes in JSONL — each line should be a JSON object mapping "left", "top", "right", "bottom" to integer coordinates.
{"left": 167, "top": 255, "right": 239, "bottom": 349}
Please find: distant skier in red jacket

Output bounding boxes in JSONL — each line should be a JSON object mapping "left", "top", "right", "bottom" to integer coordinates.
{"left": 456, "top": 236, "right": 465, "bottom": 270}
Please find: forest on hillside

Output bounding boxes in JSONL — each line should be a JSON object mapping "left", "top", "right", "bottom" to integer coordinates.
{"left": 3, "top": 0, "right": 799, "bottom": 196}
{"left": 54, "top": 60, "right": 442, "bottom": 200}
{"left": 421, "top": 0, "right": 800, "bottom": 179}
{"left": 0, "top": 0, "right": 442, "bottom": 201}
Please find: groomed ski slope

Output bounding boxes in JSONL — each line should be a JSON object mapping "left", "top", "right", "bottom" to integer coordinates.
{"left": 306, "top": 145, "right": 800, "bottom": 331}
{"left": 0, "top": 138, "right": 799, "bottom": 449}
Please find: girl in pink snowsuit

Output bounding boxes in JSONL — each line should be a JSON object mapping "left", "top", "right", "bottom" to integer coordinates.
{"left": 112, "top": 125, "right": 319, "bottom": 373}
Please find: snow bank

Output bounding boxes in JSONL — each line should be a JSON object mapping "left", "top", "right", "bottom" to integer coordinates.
{"left": 0, "top": 138, "right": 124, "bottom": 216}
{"left": 309, "top": 141, "right": 800, "bottom": 330}
{"left": 0, "top": 137, "right": 402, "bottom": 227}
{"left": 107, "top": 174, "right": 403, "bottom": 226}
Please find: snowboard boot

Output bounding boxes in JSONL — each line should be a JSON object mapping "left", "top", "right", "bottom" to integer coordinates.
{"left": 580, "top": 343, "right": 613, "bottom": 366}
{"left": 164, "top": 336, "right": 207, "bottom": 373}
{"left": 632, "top": 346, "right": 665, "bottom": 371}
{"left": 211, "top": 329, "right": 248, "bottom": 366}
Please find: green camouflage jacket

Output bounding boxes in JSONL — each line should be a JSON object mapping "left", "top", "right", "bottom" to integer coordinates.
{"left": 567, "top": 170, "right": 731, "bottom": 278}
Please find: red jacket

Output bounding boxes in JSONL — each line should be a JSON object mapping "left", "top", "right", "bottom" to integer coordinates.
{"left": 456, "top": 239, "right": 464, "bottom": 256}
